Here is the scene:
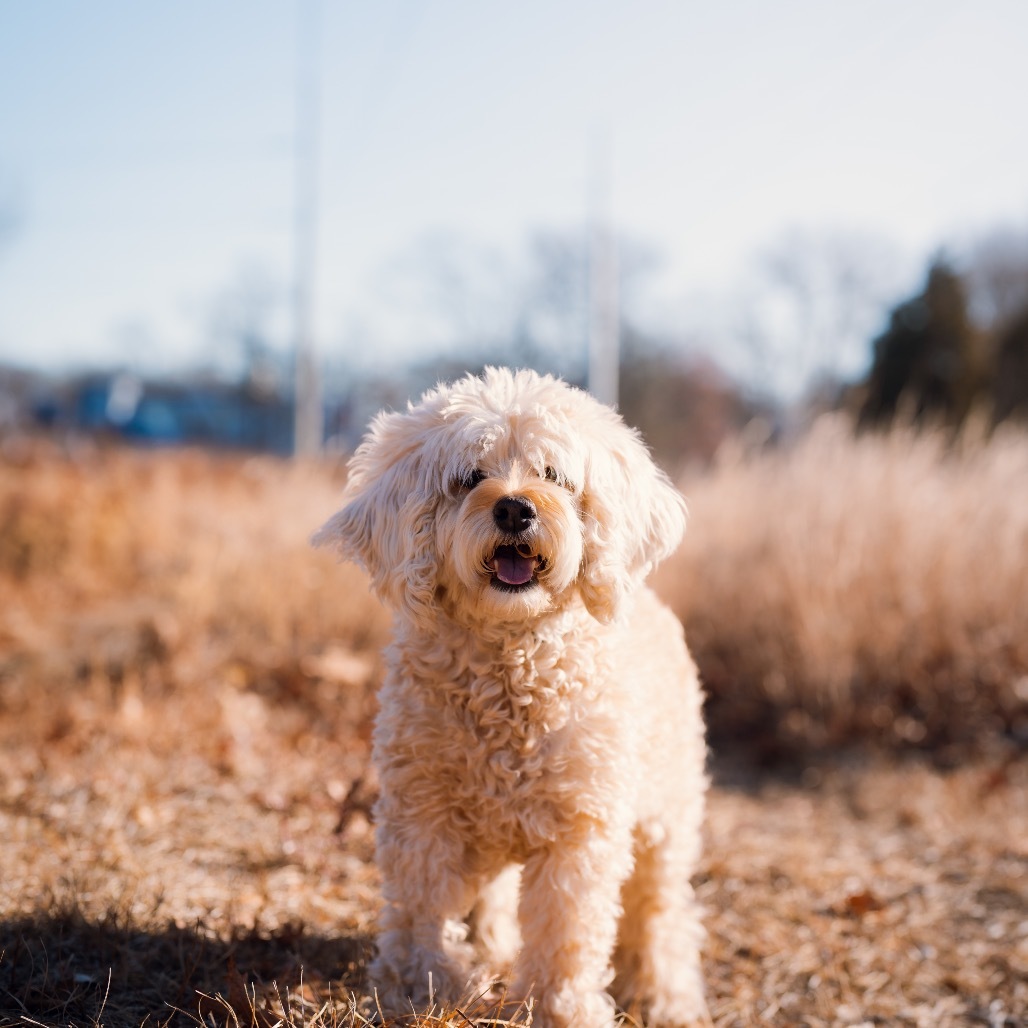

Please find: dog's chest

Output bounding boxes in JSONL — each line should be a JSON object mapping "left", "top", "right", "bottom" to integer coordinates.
{"left": 385, "top": 623, "right": 617, "bottom": 848}
{"left": 456, "top": 636, "right": 588, "bottom": 767}
{"left": 459, "top": 640, "right": 607, "bottom": 847}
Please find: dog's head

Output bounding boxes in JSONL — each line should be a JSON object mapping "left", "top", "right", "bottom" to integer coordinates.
{"left": 314, "top": 367, "right": 686, "bottom": 628}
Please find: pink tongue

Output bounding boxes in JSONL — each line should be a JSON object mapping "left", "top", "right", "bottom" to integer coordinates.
{"left": 495, "top": 548, "right": 536, "bottom": 585}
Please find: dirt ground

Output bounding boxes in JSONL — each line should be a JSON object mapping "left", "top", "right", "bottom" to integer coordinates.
{"left": 2, "top": 725, "right": 1025, "bottom": 1027}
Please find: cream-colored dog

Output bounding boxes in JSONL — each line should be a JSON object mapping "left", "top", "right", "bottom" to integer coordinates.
{"left": 316, "top": 368, "right": 707, "bottom": 1027}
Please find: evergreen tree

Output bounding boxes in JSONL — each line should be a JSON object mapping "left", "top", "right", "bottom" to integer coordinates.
{"left": 992, "top": 308, "right": 1028, "bottom": 423}
{"left": 860, "top": 260, "right": 979, "bottom": 427}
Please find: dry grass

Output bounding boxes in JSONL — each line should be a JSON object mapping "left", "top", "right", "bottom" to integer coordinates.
{"left": 0, "top": 429, "right": 1025, "bottom": 1027}
{"left": 659, "top": 415, "right": 1028, "bottom": 761}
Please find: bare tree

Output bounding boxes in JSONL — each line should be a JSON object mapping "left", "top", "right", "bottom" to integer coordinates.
{"left": 735, "top": 228, "right": 902, "bottom": 399}
{"left": 963, "top": 227, "right": 1028, "bottom": 333}
{"left": 204, "top": 265, "right": 287, "bottom": 394}
{"left": 374, "top": 229, "right": 590, "bottom": 381}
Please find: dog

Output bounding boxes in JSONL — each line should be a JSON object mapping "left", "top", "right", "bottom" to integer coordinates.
{"left": 315, "top": 367, "right": 707, "bottom": 1027}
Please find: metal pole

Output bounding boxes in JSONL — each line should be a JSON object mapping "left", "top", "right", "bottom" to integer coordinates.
{"left": 292, "top": 0, "right": 323, "bottom": 456}
{"left": 588, "top": 130, "right": 619, "bottom": 408}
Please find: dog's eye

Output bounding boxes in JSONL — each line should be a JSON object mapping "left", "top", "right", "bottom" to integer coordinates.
{"left": 544, "top": 466, "right": 576, "bottom": 491}
{"left": 459, "top": 469, "right": 486, "bottom": 491}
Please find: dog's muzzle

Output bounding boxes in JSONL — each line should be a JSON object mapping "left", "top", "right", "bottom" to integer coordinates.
{"left": 486, "top": 496, "right": 546, "bottom": 589}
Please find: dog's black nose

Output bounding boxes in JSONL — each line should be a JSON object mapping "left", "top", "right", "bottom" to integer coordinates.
{"left": 493, "top": 495, "right": 537, "bottom": 535}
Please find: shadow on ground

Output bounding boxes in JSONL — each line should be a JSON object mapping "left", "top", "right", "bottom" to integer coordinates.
{"left": 0, "top": 909, "right": 373, "bottom": 1027}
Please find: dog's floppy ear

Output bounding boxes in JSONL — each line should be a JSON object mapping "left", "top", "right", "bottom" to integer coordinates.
{"left": 577, "top": 408, "right": 687, "bottom": 624}
{"left": 313, "top": 406, "right": 439, "bottom": 622}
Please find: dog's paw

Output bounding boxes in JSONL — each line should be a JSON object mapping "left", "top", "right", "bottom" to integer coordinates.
{"left": 529, "top": 985, "right": 618, "bottom": 1028}
{"left": 628, "top": 988, "right": 710, "bottom": 1028}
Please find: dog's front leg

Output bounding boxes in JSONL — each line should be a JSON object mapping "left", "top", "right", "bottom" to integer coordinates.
{"left": 370, "top": 812, "right": 480, "bottom": 1015}
{"left": 513, "top": 824, "right": 633, "bottom": 1028}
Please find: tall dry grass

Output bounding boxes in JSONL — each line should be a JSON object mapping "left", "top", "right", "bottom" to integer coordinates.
{"left": 0, "top": 440, "right": 390, "bottom": 818}
{"left": 3, "top": 419, "right": 1025, "bottom": 765}
{"left": 658, "top": 415, "right": 1028, "bottom": 758}
{"left": 0, "top": 439, "right": 386, "bottom": 654}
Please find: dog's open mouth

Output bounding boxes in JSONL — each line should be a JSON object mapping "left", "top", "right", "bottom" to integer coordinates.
{"left": 485, "top": 543, "right": 546, "bottom": 591}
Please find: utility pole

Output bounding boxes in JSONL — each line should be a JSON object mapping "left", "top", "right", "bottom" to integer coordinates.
{"left": 588, "top": 130, "right": 619, "bottom": 408}
{"left": 292, "top": 0, "right": 323, "bottom": 456}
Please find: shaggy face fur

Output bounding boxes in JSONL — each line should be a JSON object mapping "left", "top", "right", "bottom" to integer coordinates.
{"left": 316, "top": 368, "right": 707, "bottom": 1028}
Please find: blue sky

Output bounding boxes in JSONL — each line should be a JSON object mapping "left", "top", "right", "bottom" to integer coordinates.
{"left": 2, "top": 0, "right": 1028, "bottom": 389}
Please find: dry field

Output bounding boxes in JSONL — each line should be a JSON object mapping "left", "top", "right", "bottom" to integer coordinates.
{"left": 0, "top": 420, "right": 1025, "bottom": 1028}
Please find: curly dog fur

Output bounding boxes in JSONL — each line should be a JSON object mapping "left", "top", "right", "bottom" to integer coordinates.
{"left": 316, "top": 368, "right": 707, "bottom": 1027}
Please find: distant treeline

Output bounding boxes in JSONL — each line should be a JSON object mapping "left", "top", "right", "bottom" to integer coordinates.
{"left": 859, "top": 259, "right": 1028, "bottom": 429}
{"left": 617, "top": 251, "right": 1028, "bottom": 467}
